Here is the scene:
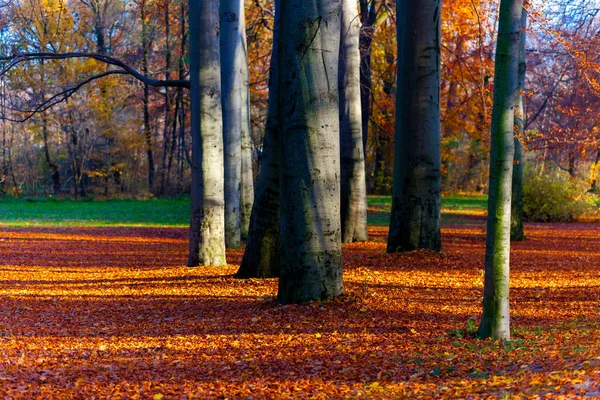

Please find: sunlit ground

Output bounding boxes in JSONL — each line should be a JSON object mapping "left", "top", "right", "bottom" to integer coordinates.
{"left": 0, "top": 216, "right": 597, "bottom": 398}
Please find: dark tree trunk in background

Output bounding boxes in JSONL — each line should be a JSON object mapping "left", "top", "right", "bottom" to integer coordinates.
{"left": 141, "top": 0, "right": 156, "bottom": 191}
{"left": 236, "top": 0, "right": 282, "bottom": 279}
{"left": 359, "top": 0, "right": 378, "bottom": 157}
{"left": 387, "top": 0, "right": 442, "bottom": 253}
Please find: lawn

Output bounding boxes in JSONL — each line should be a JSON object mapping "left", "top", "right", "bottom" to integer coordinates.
{"left": 0, "top": 196, "right": 597, "bottom": 398}
{"left": 0, "top": 195, "right": 488, "bottom": 228}
{"left": 368, "top": 195, "right": 488, "bottom": 226}
{"left": 0, "top": 198, "right": 190, "bottom": 227}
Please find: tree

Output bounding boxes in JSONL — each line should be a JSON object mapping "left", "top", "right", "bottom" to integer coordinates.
{"left": 340, "top": 0, "right": 368, "bottom": 243}
{"left": 240, "top": 13, "right": 254, "bottom": 240}
{"left": 221, "top": 0, "right": 244, "bottom": 249}
{"left": 236, "top": 0, "right": 281, "bottom": 279}
{"left": 276, "top": 0, "right": 344, "bottom": 304}
{"left": 187, "top": 0, "right": 226, "bottom": 267}
{"left": 478, "top": 0, "right": 525, "bottom": 341}
{"left": 387, "top": 0, "right": 442, "bottom": 253}
{"left": 511, "top": 8, "right": 527, "bottom": 242}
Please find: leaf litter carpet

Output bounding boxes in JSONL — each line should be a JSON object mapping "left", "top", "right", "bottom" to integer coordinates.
{"left": 0, "top": 220, "right": 597, "bottom": 398}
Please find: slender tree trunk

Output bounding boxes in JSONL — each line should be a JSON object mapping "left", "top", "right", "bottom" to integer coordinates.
{"left": 177, "top": 0, "right": 187, "bottom": 194}
{"left": 340, "top": 0, "right": 368, "bottom": 243}
{"left": 277, "top": 0, "right": 344, "bottom": 304}
{"left": 160, "top": 0, "right": 173, "bottom": 195}
{"left": 478, "top": 0, "right": 524, "bottom": 341}
{"left": 236, "top": 0, "right": 281, "bottom": 279}
{"left": 240, "top": 5, "right": 254, "bottom": 240}
{"left": 590, "top": 150, "right": 600, "bottom": 192}
{"left": 42, "top": 114, "right": 61, "bottom": 194}
{"left": 387, "top": 0, "right": 442, "bottom": 253}
{"left": 359, "top": 0, "right": 378, "bottom": 157}
{"left": 220, "top": 0, "right": 244, "bottom": 249}
{"left": 141, "top": 0, "right": 156, "bottom": 191}
{"left": 187, "top": 0, "right": 227, "bottom": 267}
{"left": 511, "top": 9, "right": 527, "bottom": 242}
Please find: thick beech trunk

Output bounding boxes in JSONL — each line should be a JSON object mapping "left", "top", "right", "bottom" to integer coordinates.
{"left": 240, "top": 4, "right": 254, "bottom": 240}
{"left": 340, "top": 0, "right": 368, "bottom": 243}
{"left": 478, "top": 0, "right": 524, "bottom": 341}
{"left": 221, "top": 0, "right": 244, "bottom": 249}
{"left": 511, "top": 9, "right": 527, "bottom": 242}
{"left": 277, "top": 0, "right": 344, "bottom": 304}
{"left": 187, "top": 0, "right": 226, "bottom": 267}
{"left": 236, "top": 0, "right": 281, "bottom": 279}
{"left": 387, "top": 0, "right": 442, "bottom": 253}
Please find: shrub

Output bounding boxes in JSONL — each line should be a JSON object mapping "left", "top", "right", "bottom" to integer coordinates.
{"left": 522, "top": 170, "right": 596, "bottom": 222}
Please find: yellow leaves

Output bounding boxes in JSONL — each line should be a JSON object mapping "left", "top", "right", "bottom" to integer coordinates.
{"left": 0, "top": 219, "right": 595, "bottom": 398}
{"left": 153, "top": 394, "right": 164, "bottom": 400}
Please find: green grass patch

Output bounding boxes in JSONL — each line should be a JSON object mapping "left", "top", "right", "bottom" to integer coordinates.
{"left": 367, "top": 195, "right": 488, "bottom": 226}
{"left": 0, "top": 195, "right": 489, "bottom": 228}
{"left": 0, "top": 198, "right": 190, "bottom": 228}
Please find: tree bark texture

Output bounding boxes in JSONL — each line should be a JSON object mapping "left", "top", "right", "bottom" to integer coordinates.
{"left": 511, "top": 9, "right": 527, "bottom": 242}
{"left": 478, "top": 0, "right": 524, "bottom": 341}
{"left": 221, "top": 0, "right": 244, "bottom": 249}
{"left": 387, "top": 0, "right": 442, "bottom": 253}
{"left": 359, "top": 0, "right": 377, "bottom": 156}
{"left": 240, "top": 3, "right": 254, "bottom": 240}
{"left": 188, "top": 0, "right": 227, "bottom": 267}
{"left": 277, "top": 0, "right": 344, "bottom": 304}
{"left": 340, "top": 0, "right": 368, "bottom": 243}
{"left": 141, "top": 0, "right": 156, "bottom": 191}
{"left": 236, "top": 0, "right": 282, "bottom": 279}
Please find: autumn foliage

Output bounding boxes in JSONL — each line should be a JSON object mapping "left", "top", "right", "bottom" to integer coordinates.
{"left": 0, "top": 211, "right": 597, "bottom": 398}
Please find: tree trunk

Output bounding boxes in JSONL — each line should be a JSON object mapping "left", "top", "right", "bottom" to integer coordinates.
{"left": 240, "top": 6, "right": 254, "bottom": 240}
{"left": 160, "top": 0, "right": 173, "bottom": 195}
{"left": 387, "top": 0, "right": 442, "bottom": 253}
{"left": 590, "top": 150, "right": 600, "bottom": 192}
{"left": 236, "top": 0, "right": 282, "bottom": 279}
{"left": 187, "top": 0, "right": 227, "bottom": 267}
{"left": 359, "top": 0, "right": 378, "bottom": 157}
{"left": 141, "top": 0, "right": 156, "bottom": 191}
{"left": 277, "top": 0, "right": 344, "bottom": 304}
{"left": 478, "top": 0, "right": 524, "bottom": 341}
{"left": 511, "top": 9, "right": 527, "bottom": 242}
{"left": 42, "top": 114, "right": 61, "bottom": 194}
{"left": 221, "top": 0, "right": 244, "bottom": 249}
{"left": 340, "top": 0, "right": 368, "bottom": 243}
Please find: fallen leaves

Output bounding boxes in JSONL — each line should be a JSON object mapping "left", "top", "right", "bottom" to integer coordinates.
{"left": 0, "top": 221, "right": 596, "bottom": 398}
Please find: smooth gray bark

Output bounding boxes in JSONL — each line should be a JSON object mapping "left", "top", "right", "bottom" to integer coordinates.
{"left": 511, "top": 9, "right": 527, "bottom": 242}
{"left": 240, "top": 4, "right": 254, "bottom": 240}
{"left": 387, "top": 0, "right": 442, "bottom": 253}
{"left": 340, "top": 0, "right": 368, "bottom": 243}
{"left": 221, "top": 0, "right": 244, "bottom": 249}
{"left": 277, "top": 0, "right": 344, "bottom": 304}
{"left": 188, "top": 0, "right": 227, "bottom": 267}
{"left": 478, "top": 0, "right": 524, "bottom": 341}
{"left": 236, "top": 0, "right": 281, "bottom": 279}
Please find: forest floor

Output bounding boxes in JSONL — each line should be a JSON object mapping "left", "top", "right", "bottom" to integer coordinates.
{"left": 0, "top": 199, "right": 598, "bottom": 398}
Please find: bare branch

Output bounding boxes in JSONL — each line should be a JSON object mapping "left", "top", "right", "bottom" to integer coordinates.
{"left": 0, "top": 52, "right": 190, "bottom": 89}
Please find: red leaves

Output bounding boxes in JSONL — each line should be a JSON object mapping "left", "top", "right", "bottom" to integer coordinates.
{"left": 0, "top": 221, "right": 597, "bottom": 398}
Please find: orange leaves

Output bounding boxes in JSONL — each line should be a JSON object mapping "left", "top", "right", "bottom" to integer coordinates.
{"left": 0, "top": 220, "right": 597, "bottom": 398}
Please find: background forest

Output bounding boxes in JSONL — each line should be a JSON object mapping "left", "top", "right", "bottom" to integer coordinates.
{"left": 1, "top": 0, "right": 599, "bottom": 200}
